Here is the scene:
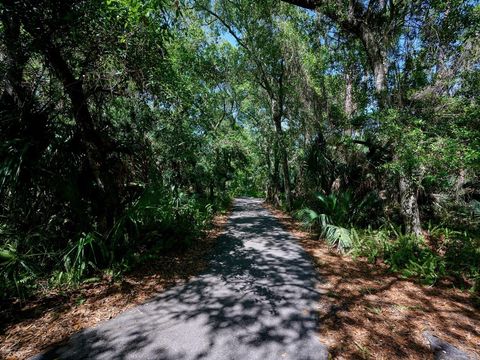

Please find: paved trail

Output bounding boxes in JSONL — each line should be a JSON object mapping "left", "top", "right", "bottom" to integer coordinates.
{"left": 33, "top": 198, "right": 328, "bottom": 360}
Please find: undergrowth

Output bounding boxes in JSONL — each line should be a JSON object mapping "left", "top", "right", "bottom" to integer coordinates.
{"left": 0, "top": 185, "right": 231, "bottom": 300}
{"left": 295, "top": 192, "right": 480, "bottom": 290}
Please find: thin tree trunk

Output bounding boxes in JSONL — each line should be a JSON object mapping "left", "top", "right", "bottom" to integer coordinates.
{"left": 265, "top": 143, "right": 280, "bottom": 205}
{"left": 344, "top": 68, "right": 356, "bottom": 120}
{"left": 455, "top": 169, "right": 466, "bottom": 201}
{"left": 344, "top": 66, "right": 357, "bottom": 137}
{"left": 271, "top": 144, "right": 282, "bottom": 207}
{"left": 272, "top": 105, "right": 292, "bottom": 210}
{"left": 281, "top": 149, "right": 293, "bottom": 210}
{"left": 359, "top": 27, "right": 389, "bottom": 108}
{"left": 265, "top": 145, "right": 273, "bottom": 201}
{"left": 399, "top": 174, "right": 422, "bottom": 236}
{"left": 274, "top": 160, "right": 281, "bottom": 205}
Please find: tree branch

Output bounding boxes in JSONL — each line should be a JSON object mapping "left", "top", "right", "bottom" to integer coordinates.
{"left": 199, "top": 6, "right": 275, "bottom": 97}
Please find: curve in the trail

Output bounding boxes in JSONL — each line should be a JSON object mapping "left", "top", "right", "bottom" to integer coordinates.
{"left": 32, "top": 198, "right": 329, "bottom": 360}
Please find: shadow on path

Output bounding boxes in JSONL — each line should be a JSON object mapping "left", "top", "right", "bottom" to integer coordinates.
{"left": 32, "top": 198, "right": 328, "bottom": 360}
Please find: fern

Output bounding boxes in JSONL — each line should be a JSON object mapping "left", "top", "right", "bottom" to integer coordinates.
{"left": 0, "top": 243, "right": 38, "bottom": 298}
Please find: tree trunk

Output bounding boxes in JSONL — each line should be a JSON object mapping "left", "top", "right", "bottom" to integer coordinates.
{"left": 344, "top": 66, "right": 357, "bottom": 137}
{"left": 280, "top": 147, "right": 293, "bottom": 210}
{"left": 399, "top": 174, "right": 422, "bottom": 236}
{"left": 265, "top": 146, "right": 273, "bottom": 201}
{"left": 344, "top": 68, "right": 356, "bottom": 119}
{"left": 40, "top": 40, "right": 120, "bottom": 232}
{"left": 272, "top": 104, "right": 292, "bottom": 210}
{"left": 266, "top": 144, "right": 279, "bottom": 205}
{"left": 455, "top": 169, "right": 466, "bottom": 201}
{"left": 359, "top": 27, "right": 389, "bottom": 108}
{"left": 273, "top": 154, "right": 282, "bottom": 206}
{"left": 360, "top": 27, "right": 423, "bottom": 236}
{"left": 268, "top": 144, "right": 282, "bottom": 207}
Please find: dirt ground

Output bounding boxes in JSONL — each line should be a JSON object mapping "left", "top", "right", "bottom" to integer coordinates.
{"left": 0, "top": 210, "right": 230, "bottom": 360}
{"left": 266, "top": 204, "right": 480, "bottom": 360}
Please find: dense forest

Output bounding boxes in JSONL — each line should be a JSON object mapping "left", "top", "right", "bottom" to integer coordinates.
{"left": 1, "top": 0, "right": 479, "bottom": 301}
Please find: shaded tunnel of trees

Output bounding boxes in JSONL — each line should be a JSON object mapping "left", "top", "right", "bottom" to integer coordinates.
{"left": 0, "top": 0, "right": 479, "bottom": 299}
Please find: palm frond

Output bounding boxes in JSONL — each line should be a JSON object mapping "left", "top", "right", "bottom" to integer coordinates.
{"left": 323, "top": 224, "right": 353, "bottom": 252}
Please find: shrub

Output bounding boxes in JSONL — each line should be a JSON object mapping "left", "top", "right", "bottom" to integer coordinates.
{"left": 0, "top": 183, "right": 230, "bottom": 299}
{"left": 350, "top": 226, "right": 390, "bottom": 262}
{"left": 0, "top": 242, "right": 37, "bottom": 299}
{"left": 296, "top": 207, "right": 354, "bottom": 252}
{"left": 296, "top": 192, "right": 357, "bottom": 252}
{"left": 350, "top": 224, "right": 463, "bottom": 285}
{"left": 384, "top": 233, "right": 446, "bottom": 285}
{"left": 51, "top": 232, "right": 104, "bottom": 286}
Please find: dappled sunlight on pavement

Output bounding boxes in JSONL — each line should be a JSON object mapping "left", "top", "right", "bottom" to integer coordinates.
{"left": 31, "top": 198, "right": 328, "bottom": 360}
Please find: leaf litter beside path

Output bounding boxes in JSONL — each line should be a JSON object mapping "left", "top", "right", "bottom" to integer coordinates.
{"left": 265, "top": 203, "right": 480, "bottom": 360}
{"left": 0, "top": 210, "right": 231, "bottom": 360}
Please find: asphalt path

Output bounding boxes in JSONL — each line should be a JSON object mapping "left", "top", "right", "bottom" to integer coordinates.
{"left": 32, "top": 197, "right": 329, "bottom": 360}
